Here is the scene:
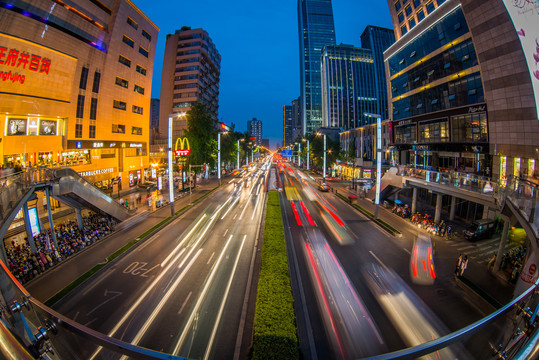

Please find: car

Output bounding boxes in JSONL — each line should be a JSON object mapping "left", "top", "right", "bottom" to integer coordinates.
{"left": 318, "top": 184, "right": 330, "bottom": 192}
{"left": 463, "top": 219, "right": 496, "bottom": 241}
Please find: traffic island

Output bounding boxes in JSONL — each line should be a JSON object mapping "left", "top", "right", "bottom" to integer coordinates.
{"left": 252, "top": 191, "right": 299, "bottom": 360}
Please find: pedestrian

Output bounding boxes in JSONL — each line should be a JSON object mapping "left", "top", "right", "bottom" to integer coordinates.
{"left": 455, "top": 254, "right": 463, "bottom": 276}
{"left": 459, "top": 255, "right": 468, "bottom": 277}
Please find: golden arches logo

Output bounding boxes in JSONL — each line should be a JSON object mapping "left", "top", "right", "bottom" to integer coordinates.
{"left": 174, "top": 137, "right": 191, "bottom": 156}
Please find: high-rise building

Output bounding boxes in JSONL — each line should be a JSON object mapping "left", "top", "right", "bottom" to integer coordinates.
{"left": 360, "top": 26, "right": 395, "bottom": 120}
{"left": 248, "top": 118, "right": 262, "bottom": 145}
{"left": 0, "top": 0, "right": 158, "bottom": 189}
{"left": 160, "top": 27, "right": 221, "bottom": 143}
{"left": 298, "top": 0, "right": 336, "bottom": 135}
{"left": 283, "top": 105, "right": 293, "bottom": 146}
{"left": 385, "top": 0, "right": 539, "bottom": 180}
{"left": 292, "top": 97, "right": 303, "bottom": 140}
{"left": 150, "top": 98, "right": 160, "bottom": 144}
{"left": 321, "top": 44, "right": 376, "bottom": 130}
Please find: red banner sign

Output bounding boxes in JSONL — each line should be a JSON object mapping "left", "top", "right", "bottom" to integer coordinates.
{"left": 175, "top": 149, "right": 191, "bottom": 156}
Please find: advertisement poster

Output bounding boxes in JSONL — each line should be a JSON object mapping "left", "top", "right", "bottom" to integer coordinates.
{"left": 28, "top": 207, "right": 40, "bottom": 237}
{"left": 129, "top": 171, "right": 134, "bottom": 187}
{"left": 502, "top": 0, "right": 539, "bottom": 119}
{"left": 7, "top": 118, "right": 26, "bottom": 135}
{"left": 39, "top": 120, "right": 57, "bottom": 135}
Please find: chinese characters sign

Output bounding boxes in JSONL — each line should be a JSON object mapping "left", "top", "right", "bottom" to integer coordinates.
{"left": 0, "top": 33, "right": 77, "bottom": 102}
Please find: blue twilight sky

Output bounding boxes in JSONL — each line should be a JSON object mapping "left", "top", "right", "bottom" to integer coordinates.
{"left": 133, "top": 1, "right": 394, "bottom": 149}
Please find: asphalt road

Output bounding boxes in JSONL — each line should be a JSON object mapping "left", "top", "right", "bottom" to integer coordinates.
{"left": 52, "top": 160, "right": 271, "bottom": 360}
{"left": 279, "top": 164, "right": 503, "bottom": 359}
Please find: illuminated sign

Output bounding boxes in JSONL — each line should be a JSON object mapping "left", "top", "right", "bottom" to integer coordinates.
{"left": 281, "top": 149, "right": 293, "bottom": 157}
{"left": 28, "top": 207, "right": 40, "bottom": 237}
{"left": 129, "top": 143, "right": 142, "bottom": 148}
{"left": 0, "top": 33, "right": 77, "bottom": 102}
{"left": 502, "top": 0, "right": 539, "bottom": 118}
{"left": 39, "top": 120, "right": 56, "bottom": 135}
{"left": 93, "top": 142, "right": 104, "bottom": 148}
{"left": 175, "top": 149, "right": 191, "bottom": 156}
{"left": 79, "top": 168, "right": 114, "bottom": 177}
{"left": 7, "top": 118, "right": 26, "bottom": 135}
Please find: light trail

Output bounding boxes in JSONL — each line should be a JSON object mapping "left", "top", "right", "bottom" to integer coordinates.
{"left": 172, "top": 234, "right": 234, "bottom": 355}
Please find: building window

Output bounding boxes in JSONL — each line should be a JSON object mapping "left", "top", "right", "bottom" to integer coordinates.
{"left": 115, "top": 77, "right": 129, "bottom": 88}
{"left": 398, "top": 12, "right": 405, "bottom": 23}
{"left": 419, "top": 119, "right": 449, "bottom": 143}
{"left": 75, "top": 119, "right": 83, "bottom": 138}
{"left": 89, "top": 120, "right": 96, "bottom": 139}
{"left": 132, "top": 126, "right": 142, "bottom": 135}
{"left": 90, "top": 98, "right": 98, "bottom": 120}
{"left": 394, "top": 123, "right": 417, "bottom": 144}
{"left": 92, "top": 71, "right": 101, "bottom": 93}
{"left": 112, "top": 124, "right": 126, "bottom": 134}
{"left": 454, "top": 22, "right": 462, "bottom": 31}
{"left": 426, "top": 1, "right": 435, "bottom": 13}
{"left": 451, "top": 113, "right": 487, "bottom": 142}
{"left": 119, "top": 55, "right": 131, "bottom": 67}
{"left": 122, "top": 35, "right": 134, "bottom": 48}
{"left": 417, "top": 10, "right": 425, "bottom": 21}
{"left": 444, "top": 62, "right": 451, "bottom": 69}
{"left": 142, "top": 29, "right": 152, "bottom": 41}
{"left": 448, "top": 94, "right": 456, "bottom": 101}
{"left": 139, "top": 46, "right": 149, "bottom": 57}
{"left": 401, "top": 24, "right": 408, "bottom": 36}
{"left": 79, "top": 67, "right": 89, "bottom": 90}
{"left": 409, "top": 18, "right": 416, "bottom": 29}
{"left": 132, "top": 105, "right": 143, "bottom": 114}
{"left": 395, "top": 1, "right": 402, "bottom": 11}
{"left": 113, "top": 100, "right": 126, "bottom": 110}
{"left": 405, "top": 5, "right": 412, "bottom": 16}
{"left": 413, "top": 0, "right": 421, "bottom": 7}
{"left": 76, "top": 95, "right": 85, "bottom": 118}
{"left": 136, "top": 65, "right": 147, "bottom": 75}
{"left": 126, "top": 17, "right": 138, "bottom": 30}
{"left": 134, "top": 85, "right": 145, "bottom": 94}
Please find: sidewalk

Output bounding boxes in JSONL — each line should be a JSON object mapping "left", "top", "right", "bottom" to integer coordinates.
{"left": 24, "top": 178, "right": 220, "bottom": 302}
{"left": 311, "top": 175, "right": 516, "bottom": 310}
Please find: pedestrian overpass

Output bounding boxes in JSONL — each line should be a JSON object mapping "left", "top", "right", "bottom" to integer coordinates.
{"left": 0, "top": 167, "right": 134, "bottom": 264}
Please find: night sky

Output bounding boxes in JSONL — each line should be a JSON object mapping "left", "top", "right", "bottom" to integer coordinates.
{"left": 134, "top": 1, "right": 393, "bottom": 149}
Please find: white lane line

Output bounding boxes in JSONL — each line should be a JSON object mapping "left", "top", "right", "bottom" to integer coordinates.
{"left": 178, "top": 291, "right": 192, "bottom": 315}
{"left": 234, "top": 213, "right": 238, "bottom": 220}
{"left": 251, "top": 194, "right": 262, "bottom": 220}
{"left": 204, "top": 235, "right": 246, "bottom": 360}
{"left": 223, "top": 228, "right": 229, "bottom": 237}
{"left": 161, "top": 214, "right": 207, "bottom": 268}
{"left": 369, "top": 251, "right": 391, "bottom": 272}
{"left": 403, "top": 248, "right": 411, "bottom": 255}
{"left": 221, "top": 197, "right": 240, "bottom": 220}
{"left": 207, "top": 252, "right": 215, "bottom": 265}
{"left": 173, "top": 235, "right": 234, "bottom": 355}
{"left": 119, "top": 249, "right": 202, "bottom": 359}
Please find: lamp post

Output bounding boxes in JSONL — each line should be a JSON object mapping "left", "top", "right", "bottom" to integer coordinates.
{"left": 365, "top": 112, "right": 382, "bottom": 219}
{"left": 298, "top": 142, "right": 302, "bottom": 167}
{"left": 323, "top": 134, "right": 327, "bottom": 183}
{"left": 167, "top": 114, "right": 186, "bottom": 217}
{"left": 237, "top": 139, "right": 240, "bottom": 170}
{"left": 302, "top": 139, "right": 309, "bottom": 170}
{"left": 217, "top": 132, "right": 221, "bottom": 185}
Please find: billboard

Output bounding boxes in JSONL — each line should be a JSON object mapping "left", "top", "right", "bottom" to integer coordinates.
{"left": 28, "top": 207, "right": 40, "bottom": 237}
{"left": 281, "top": 149, "right": 293, "bottom": 157}
{"left": 502, "top": 0, "right": 539, "bottom": 118}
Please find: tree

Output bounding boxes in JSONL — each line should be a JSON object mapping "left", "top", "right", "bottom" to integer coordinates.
{"left": 184, "top": 102, "right": 217, "bottom": 173}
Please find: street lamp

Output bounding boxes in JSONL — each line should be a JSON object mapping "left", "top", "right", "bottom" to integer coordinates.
{"left": 237, "top": 139, "right": 240, "bottom": 170}
{"left": 365, "top": 112, "right": 382, "bottom": 219}
{"left": 168, "top": 113, "right": 185, "bottom": 217}
{"left": 298, "top": 142, "right": 302, "bottom": 167}
{"left": 302, "top": 139, "right": 309, "bottom": 170}
{"left": 316, "top": 132, "right": 327, "bottom": 184}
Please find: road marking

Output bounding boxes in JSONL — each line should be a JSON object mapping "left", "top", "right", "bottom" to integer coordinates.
{"left": 118, "top": 249, "right": 202, "bottom": 360}
{"left": 223, "top": 229, "right": 229, "bottom": 237}
{"left": 173, "top": 235, "right": 234, "bottom": 355}
{"left": 86, "top": 290, "right": 122, "bottom": 316}
{"left": 204, "top": 235, "right": 246, "bottom": 360}
{"left": 369, "top": 251, "right": 391, "bottom": 272}
{"left": 234, "top": 213, "right": 238, "bottom": 219}
{"left": 178, "top": 291, "right": 193, "bottom": 315}
{"left": 403, "top": 248, "right": 411, "bottom": 255}
{"left": 161, "top": 214, "right": 207, "bottom": 268}
{"left": 207, "top": 251, "right": 215, "bottom": 265}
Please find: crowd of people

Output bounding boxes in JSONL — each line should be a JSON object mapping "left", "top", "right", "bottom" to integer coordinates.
{"left": 6, "top": 212, "right": 117, "bottom": 284}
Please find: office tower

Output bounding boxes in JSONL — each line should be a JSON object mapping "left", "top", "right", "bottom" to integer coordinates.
{"left": 385, "top": 0, "right": 539, "bottom": 180}
{"left": 298, "top": 0, "right": 336, "bottom": 135}
{"left": 291, "top": 97, "right": 303, "bottom": 140}
{"left": 248, "top": 118, "right": 263, "bottom": 145}
{"left": 0, "top": 0, "right": 158, "bottom": 189}
{"left": 160, "top": 27, "right": 221, "bottom": 142}
{"left": 283, "top": 105, "right": 293, "bottom": 146}
{"left": 321, "top": 44, "right": 376, "bottom": 130}
{"left": 150, "top": 98, "right": 160, "bottom": 145}
{"left": 360, "top": 26, "right": 395, "bottom": 120}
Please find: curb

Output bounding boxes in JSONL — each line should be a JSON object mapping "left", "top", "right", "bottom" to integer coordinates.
{"left": 455, "top": 276, "right": 501, "bottom": 314}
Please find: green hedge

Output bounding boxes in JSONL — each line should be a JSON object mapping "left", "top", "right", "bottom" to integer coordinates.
{"left": 252, "top": 191, "right": 299, "bottom": 360}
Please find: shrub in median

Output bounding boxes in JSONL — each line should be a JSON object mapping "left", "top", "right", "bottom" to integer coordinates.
{"left": 252, "top": 191, "right": 299, "bottom": 360}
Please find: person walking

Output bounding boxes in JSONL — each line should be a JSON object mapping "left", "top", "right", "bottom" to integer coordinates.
{"left": 459, "top": 255, "right": 468, "bottom": 277}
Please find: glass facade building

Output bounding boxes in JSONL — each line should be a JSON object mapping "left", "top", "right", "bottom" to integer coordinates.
{"left": 283, "top": 105, "right": 293, "bottom": 146}
{"left": 386, "top": 3, "right": 489, "bottom": 172}
{"left": 298, "top": 0, "right": 336, "bottom": 135}
{"left": 321, "top": 44, "right": 377, "bottom": 130}
{"left": 360, "top": 26, "right": 395, "bottom": 121}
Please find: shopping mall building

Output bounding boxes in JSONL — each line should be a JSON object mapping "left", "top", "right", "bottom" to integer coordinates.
{"left": 0, "top": 0, "right": 158, "bottom": 190}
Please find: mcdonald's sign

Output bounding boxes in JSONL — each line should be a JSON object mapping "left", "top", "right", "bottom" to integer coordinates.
{"left": 174, "top": 137, "right": 191, "bottom": 157}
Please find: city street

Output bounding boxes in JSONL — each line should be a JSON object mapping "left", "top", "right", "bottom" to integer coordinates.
{"left": 51, "top": 161, "right": 271, "bottom": 360}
